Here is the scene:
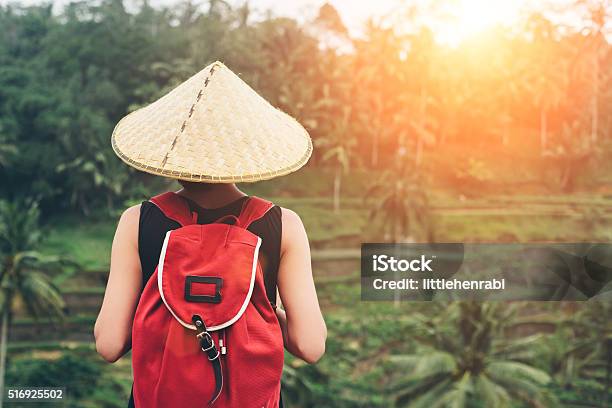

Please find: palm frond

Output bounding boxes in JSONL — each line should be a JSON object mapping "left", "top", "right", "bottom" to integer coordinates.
{"left": 487, "top": 361, "right": 551, "bottom": 386}
{"left": 486, "top": 361, "right": 557, "bottom": 405}
{"left": 399, "top": 378, "right": 454, "bottom": 408}
{"left": 474, "top": 374, "right": 511, "bottom": 408}
{"left": 389, "top": 350, "right": 457, "bottom": 380}
{"left": 16, "top": 270, "right": 65, "bottom": 321}
{"left": 393, "top": 373, "right": 453, "bottom": 407}
{"left": 438, "top": 372, "right": 473, "bottom": 408}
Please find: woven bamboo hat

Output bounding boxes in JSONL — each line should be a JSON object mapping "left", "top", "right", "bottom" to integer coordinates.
{"left": 111, "top": 61, "right": 312, "bottom": 183}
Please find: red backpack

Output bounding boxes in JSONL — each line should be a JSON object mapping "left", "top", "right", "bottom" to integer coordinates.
{"left": 132, "top": 192, "right": 284, "bottom": 407}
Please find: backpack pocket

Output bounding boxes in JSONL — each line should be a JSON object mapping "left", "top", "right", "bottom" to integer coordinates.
{"left": 158, "top": 224, "right": 262, "bottom": 331}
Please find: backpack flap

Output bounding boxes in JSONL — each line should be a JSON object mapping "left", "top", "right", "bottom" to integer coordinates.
{"left": 157, "top": 223, "right": 262, "bottom": 331}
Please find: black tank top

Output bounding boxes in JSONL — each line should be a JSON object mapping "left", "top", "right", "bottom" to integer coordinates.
{"left": 129, "top": 194, "right": 283, "bottom": 408}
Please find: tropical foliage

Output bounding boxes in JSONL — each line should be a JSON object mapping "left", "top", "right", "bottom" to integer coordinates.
{"left": 389, "top": 303, "right": 555, "bottom": 407}
{"left": 0, "top": 199, "right": 69, "bottom": 400}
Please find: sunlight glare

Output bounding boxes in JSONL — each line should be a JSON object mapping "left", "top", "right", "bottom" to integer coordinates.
{"left": 436, "top": 0, "right": 526, "bottom": 46}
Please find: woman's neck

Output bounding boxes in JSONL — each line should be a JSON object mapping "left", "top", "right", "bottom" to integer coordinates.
{"left": 176, "top": 183, "right": 246, "bottom": 209}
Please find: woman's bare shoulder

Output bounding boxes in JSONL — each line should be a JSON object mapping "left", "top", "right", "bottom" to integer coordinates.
{"left": 279, "top": 207, "right": 308, "bottom": 254}
{"left": 118, "top": 204, "right": 141, "bottom": 226}
{"left": 114, "top": 204, "right": 141, "bottom": 243}
{"left": 280, "top": 206, "right": 301, "bottom": 224}
{"left": 122, "top": 203, "right": 141, "bottom": 218}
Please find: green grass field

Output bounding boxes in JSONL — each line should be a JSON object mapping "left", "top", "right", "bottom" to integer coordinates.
{"left": 41, "top": 189, "right": 612, "bottom": 268}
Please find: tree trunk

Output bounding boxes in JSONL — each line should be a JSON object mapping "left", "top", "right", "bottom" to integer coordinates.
{"left": 394, "top": 181, "right": 403, "bottom": 242}
{"left": 501, "top": 100, "right": 510, "bottom": 146}
{"left": 591, "top": 47, "right": 599, "bottom": 143}
{"left": 415, "top": 134, "right": 423, "bottom": 166}
{"left": 560, "top": 159, "right": 574, "bottom": 193}
{"left": 79, "top": 194, "right": 90, "bottom": 216}
{"left": 393, "top": 181, "right": 402, "bottom": 307}
{"left": 333, "top": 167, "right": 341, "bottom": 213}
{"left": 371, "top": 130, "right": 379, "bottom": 168}
{"left": 0, "top": 307, "right": 9, "bottom": 408}
{"left": 540, "top": 108, "right": 547, "bottom": 154}
{"left": 415, "top": 87, "right": 428, "bottom": 166}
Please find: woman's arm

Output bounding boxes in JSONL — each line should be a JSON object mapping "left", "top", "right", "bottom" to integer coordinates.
{"left": 276, "top": 208, "right": 327, "bottom": 364}
{"left": 94, "top": 204, "right": 142, "bottom": 363}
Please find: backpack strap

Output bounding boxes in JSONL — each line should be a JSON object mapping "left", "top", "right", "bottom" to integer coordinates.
{"left": 192, "top": 315, "right": 223, "bottom": 406}
{"left": 151, "top": 192, "right": 272, "bottom": 228}
{"left": 149, "top": 192, "right": 197, "bottom": 227}
{"left": 236, "top": 196, "right": 274, "bottom": 229}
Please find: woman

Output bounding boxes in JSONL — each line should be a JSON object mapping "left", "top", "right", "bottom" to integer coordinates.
{"left": 94, "top": 61, "right": 326, "bottom": 407}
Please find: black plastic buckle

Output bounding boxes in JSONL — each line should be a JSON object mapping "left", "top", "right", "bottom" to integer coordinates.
{"left": 185, "top": 276, "right": 223, "bottom": 303}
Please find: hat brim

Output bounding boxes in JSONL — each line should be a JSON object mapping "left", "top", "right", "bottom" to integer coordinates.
{"left": 111, "top": 122, "right": 313, "bottom": 183}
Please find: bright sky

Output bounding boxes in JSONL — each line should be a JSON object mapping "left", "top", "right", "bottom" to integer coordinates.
{"left": 1, "top": 0, "right": 606, "bottom": 45}
{"left": 245, "top": 0, "right": 399, "bottom": 25}
{"left": 244, "top": 0, "right": 607, "bottom": 45}
{"left": 427, "top": 0, "right": 528, "bottom": 45}
{"left": 238, "top": 0, "right": 533, "bottom": 44}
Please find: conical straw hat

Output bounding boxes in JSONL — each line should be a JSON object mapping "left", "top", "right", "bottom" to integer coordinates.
{"left": 111, "top": 61, "right": 312, "bottom": 183}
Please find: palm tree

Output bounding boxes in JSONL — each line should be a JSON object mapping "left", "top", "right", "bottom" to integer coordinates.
{"left": 320, "top": 105, "right": 354, "bottom": 213}
{"left": 389, "top": 302, "right": 556, "bottom": 407}
{"left": 526, "top": 13, "right": 568, "bottom": 154}
{"left": 406, "top": 28, "right": 436, "bottom": 167}
{"left": 353, "top": 19, "right": 406, "bottom": 169}
{"left": 571, "top": 0, "right": 610, "bottom": 144}
{"left": 366, "top": 151, "right": 432, "bottom": 243}
{"left": 548, "top": 301, "right": 612, "bottom": 406}
{"left": 0, "top": 200, "right": 67, "bottom": 406}
{"left": 0, "top": 144, "right": 15, "bottom": 168}
{"left": 542, "top": 118, "right": 594, "bottom": 192}
{"left": 491, "top": 48, "right": 530, "bottom": 147}
{"left": 0, "top": 124, "right": 16, "bottom": 168}
{"left": 531, "top": 66, "right": 566, "bottom": 154}
{"left": 366, "top": 154, "right": 432, "bottom": 306}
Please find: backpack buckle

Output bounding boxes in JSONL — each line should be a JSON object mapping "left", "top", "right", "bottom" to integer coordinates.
{"left": 198, "top": 331, "right": 215, "bottom": 350}
{"left": 191, "top": 314, "right": 223, "bottom": 405}
{"left": 193, "top": 316, "right": 214, "bottom": 348}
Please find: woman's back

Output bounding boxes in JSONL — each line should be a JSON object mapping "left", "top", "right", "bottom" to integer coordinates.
{"left": 129, "top": 193, "right": 284, "bottom": 407}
